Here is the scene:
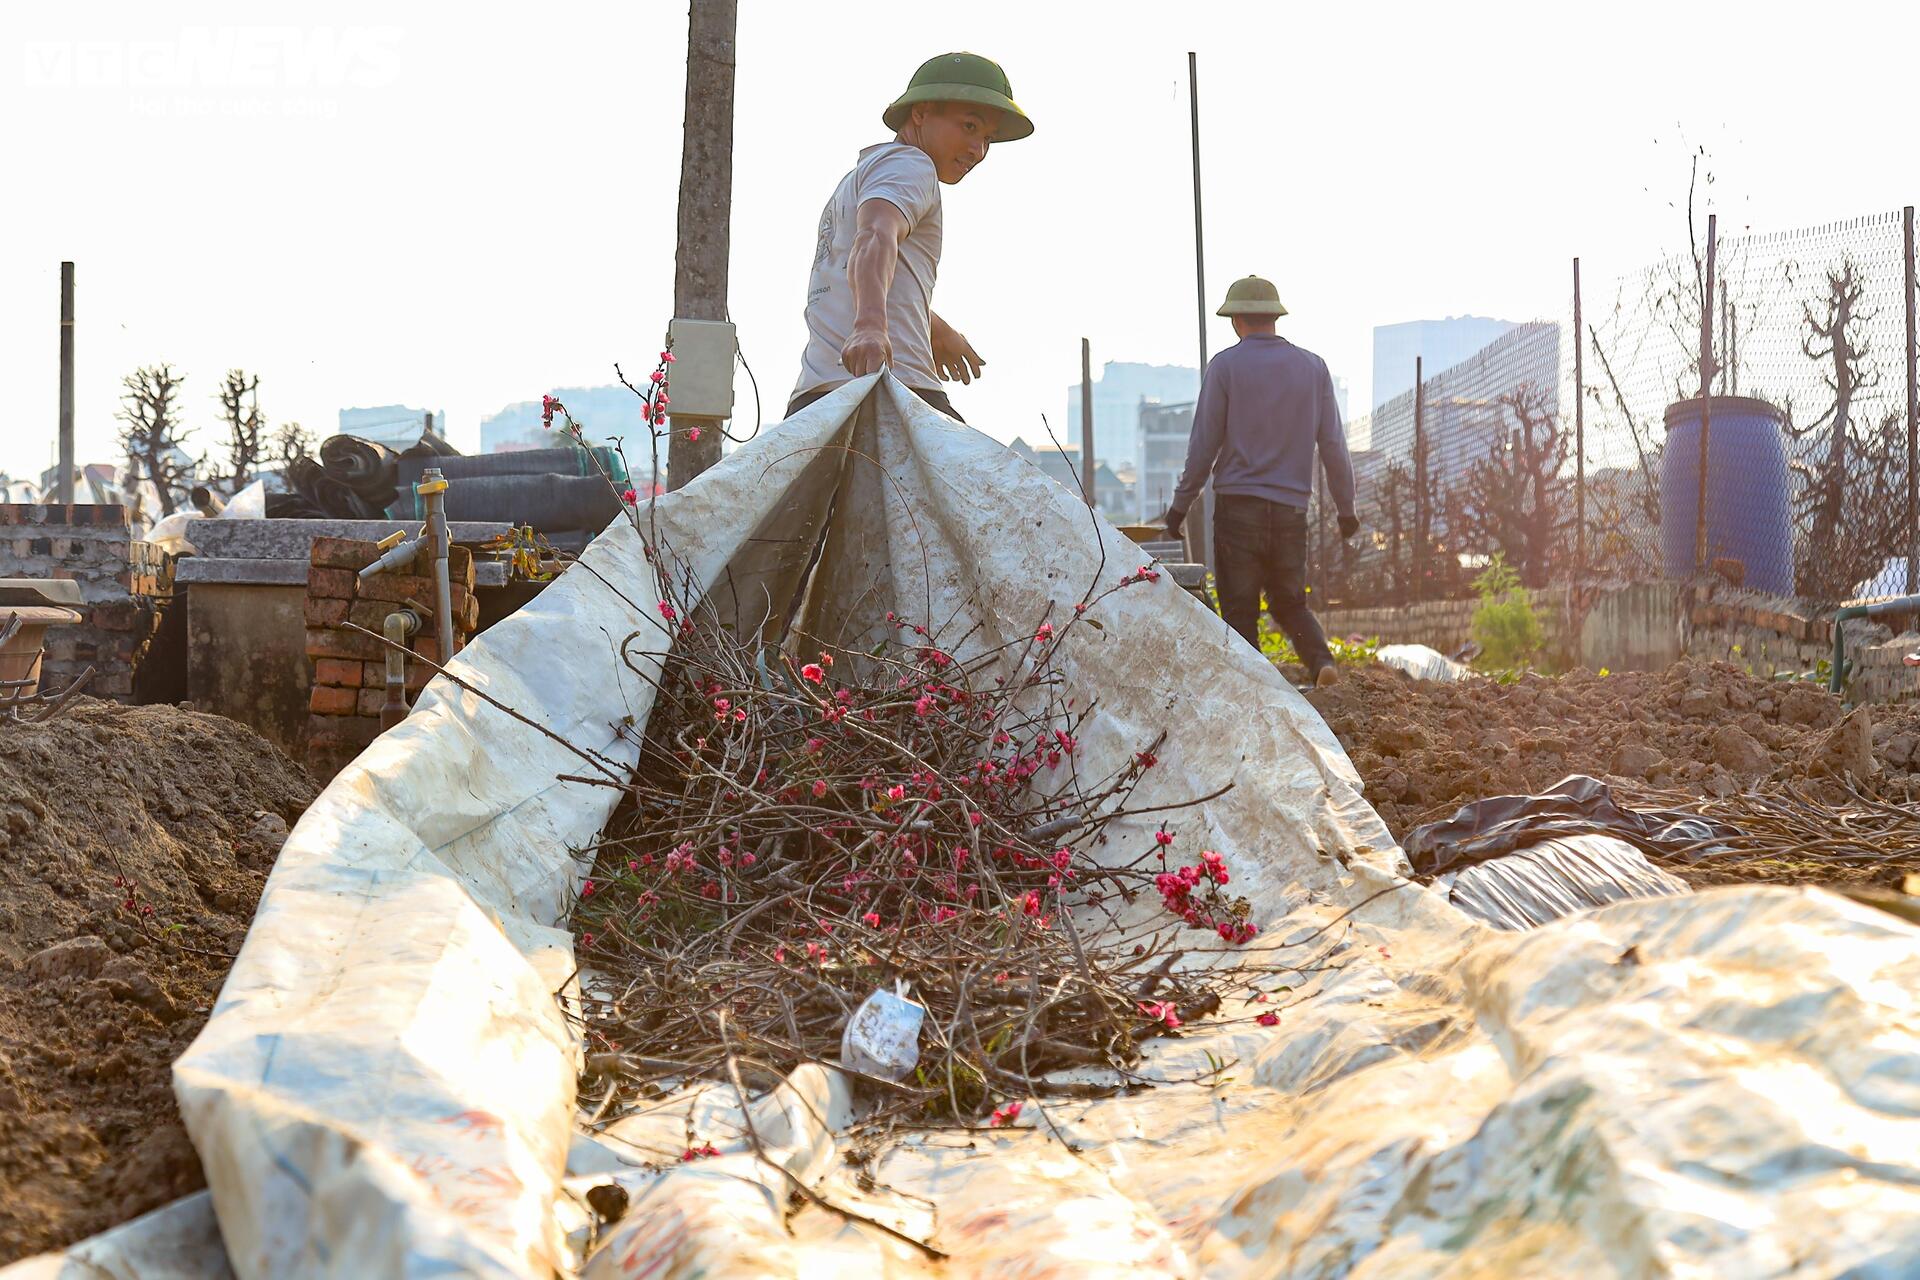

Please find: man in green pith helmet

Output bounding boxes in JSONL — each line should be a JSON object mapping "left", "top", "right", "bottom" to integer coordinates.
{"left": 1162, "top": 276, "right": 1358, "bottom": 687}
{"left": 786, "top": 52, "right": 1034, "bottom": 423}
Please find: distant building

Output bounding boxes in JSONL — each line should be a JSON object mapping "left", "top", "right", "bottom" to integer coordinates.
{"left": 1355, "top": 321, "right": 1562, "bottom": 487}
{"left": 1137, "top": 400, "right": 1198, "bottom": 521}
{"left": 1008, "top": 439, "right": 1134, "bottom": 526}
{"left": 339, "top": 405, "right": 444, "bottom": 451}
{"left": 1331, "top": 374, "right": 1351, "bottom": 424}
{"left": 1372, "top": 316, "right": 1519, "bottom": 411}
{"left": 1064, "top": 361, "right": 1200, "bottom": 522}
{"left": 480, "top": 386, "right": 643, "bottom": 454}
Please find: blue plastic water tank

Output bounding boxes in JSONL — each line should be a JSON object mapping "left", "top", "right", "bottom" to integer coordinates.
{"left": 1660, "top": 395, "right": 1793, "bottom": 594}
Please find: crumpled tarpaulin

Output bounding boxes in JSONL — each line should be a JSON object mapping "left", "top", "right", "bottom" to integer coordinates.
{"left": 1432, "top": 833, "right": 1692, "bottom": 931}
{"left": 1403, "top": 772, "right": 1742, "bottom": 873}
{"left": 16, "top": 376, "right": 1918, "bottom": 1278}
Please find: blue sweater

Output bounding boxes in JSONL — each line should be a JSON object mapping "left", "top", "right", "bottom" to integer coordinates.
{"left": 1169, "top": 335, "right": 1356, "bottom": 520}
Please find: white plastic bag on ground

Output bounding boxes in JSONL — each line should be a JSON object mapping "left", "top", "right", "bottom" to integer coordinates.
{"left": 218, "top": 479, "right": 268, "bottom": 519}
{"left": 839, "top": 984, "right": 925, "bottom": 1082}
{"left": 142, "top": 510, "right": 202, "bottom": 557}
{"left": 1376, "top": 642, "right": 1473, "bottom": 682}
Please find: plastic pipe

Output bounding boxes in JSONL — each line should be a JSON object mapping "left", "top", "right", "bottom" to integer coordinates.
{"left": 419, "top": 468, "right": 456, "bottom": 666}
{"left": 1828, "top": 592, "right": 1920, "bottom": 693}
{"left": 356, "top": 530, "right": 428, "bottom": 585}
{"left": 381, "top": 609, "right": 421, "bottom": 729}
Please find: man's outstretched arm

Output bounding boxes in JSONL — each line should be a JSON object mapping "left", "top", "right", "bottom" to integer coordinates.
{"left": 842, "top": 198, "right": 911, "bottom": 376}
{"left": 929, "top": 312, "right": 986, "bottom": 384}
{"left": 1163, "top": 365, "right": 1228, "bottom": 536}
{"left": 1316, "top": 363, "right": 1359, "bottom": 537}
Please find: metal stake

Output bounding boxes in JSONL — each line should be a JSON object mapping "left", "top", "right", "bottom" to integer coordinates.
{"left": 1695, "top": 214, "right": 1717, "bottom": 574}
{"left": 58, "top": 263, "right": 74, "bottom": 504}
{"left": 1413, "top": 355, "right": 1426, "bottom": 598}
{"left": 1079, "top": 337, "right": 1096, "bottom": 510}
{"left": 1573, "top": 257, "right": 1585, "bottom": 578}
{"left": 1904, "top": 205, "right": 1917, "bottom": 595}
{"left": 1186, "top": 51, "right": 1212, "bottom": 572}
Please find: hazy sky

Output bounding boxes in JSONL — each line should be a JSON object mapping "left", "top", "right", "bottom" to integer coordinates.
{"left": 4, "top": 1, "right": 1916, "bottom": 482}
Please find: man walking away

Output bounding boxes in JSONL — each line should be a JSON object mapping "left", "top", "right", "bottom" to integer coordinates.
{"left": 1162, "top": 276, "right": 1358, "bottom": 687}
{"left": 786, "top": 53, "right": 1034, "bottom": 423}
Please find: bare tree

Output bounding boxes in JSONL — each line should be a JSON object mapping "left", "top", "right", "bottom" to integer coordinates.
{"left": 116, "top": 364, "right": 194, "bottom": 516}
{"left": 272, "top": 420, "right": 316, "bottom": 469}
{"left": 1372, "top": 459, "right": 1411, "bottom": 597}
{"left": 215, "top": 368, "right": 265, "bottom": 489}
{"left": 1792, "top": 260, "right": 1875, "bottom": 556}
{"left": 1789, "top": 259, "right": 1903, "bottom": 597}
{"left": 1456, "top": 385, "right": 1573, "bottom": 587}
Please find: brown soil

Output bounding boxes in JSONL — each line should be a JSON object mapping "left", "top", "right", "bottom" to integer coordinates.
{"left": 1307, "top": 659, "right": 1920, "bottom": 863}
{"left": 0, "top": 700, "right": 314, "bottom": 1264}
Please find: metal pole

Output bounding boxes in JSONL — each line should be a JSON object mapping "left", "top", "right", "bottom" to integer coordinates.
{"left": 1573, "top": 257, "right": 1585, "bottom": 578}
{"left": 1729, "top": 292, "right": 1739, "bottom": 395}
{"left": 1079, "top": 338, "right": 1097, "bottom": 510}
{"left": 1695, "top": 214, "right": 1717, "bottom": 574}
{"left": 1413, "top": 355, "right": 1426, "bottom": 599}
{"left": 1186, "top": 51, "right": 1212, "bottom": 571}
{"left": 1905, "top": 205, "right": 1918, "bottom": 595}
{"left": 666, "top": 0, "right": 736, "bottom": 489}
{"left": 1728, "top": 285, "right": 1743, "bottom": 395}
{"left": 57, "top": 263, "right": 74, "bottom": 504}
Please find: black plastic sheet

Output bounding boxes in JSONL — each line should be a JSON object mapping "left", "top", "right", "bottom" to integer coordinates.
{"left": 1404, "top": 774, "right": 1741, "bottom": 875}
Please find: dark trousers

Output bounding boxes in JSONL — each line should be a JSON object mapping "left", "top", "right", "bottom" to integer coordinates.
{"left": 1214, "top": 494, "right": 1334, "bottom": 674}
{"left": 785, "top": 384, "right": 964, "bottom": 423}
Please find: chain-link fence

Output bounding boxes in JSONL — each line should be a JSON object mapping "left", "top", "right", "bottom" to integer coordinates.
{"left": 1310, "top": 206, "right": 1919, "bottom": 611}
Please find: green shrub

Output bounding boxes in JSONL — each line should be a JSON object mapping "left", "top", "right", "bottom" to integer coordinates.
{"left": 1470, "top": 554, "right": 1543, "bottom": 671}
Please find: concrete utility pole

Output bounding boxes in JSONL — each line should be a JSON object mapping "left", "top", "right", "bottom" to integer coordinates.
{"left": 667, "top": 0, "right": 736, "bottom": 490}
{"left": 58, "top": 263, "right": 75, "bottom": 504}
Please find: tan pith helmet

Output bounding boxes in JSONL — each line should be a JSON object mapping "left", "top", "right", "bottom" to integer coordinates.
{"left": 1216, "top": 275, "right": 1289, "bottom": 317}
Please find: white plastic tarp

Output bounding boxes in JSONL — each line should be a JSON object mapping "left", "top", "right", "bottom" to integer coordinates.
{"left": 1374, "top": 643, "right": 1472, "bottom": 683}
{"left": 28, "top": 375, "right": 1911, "bottom": 1277}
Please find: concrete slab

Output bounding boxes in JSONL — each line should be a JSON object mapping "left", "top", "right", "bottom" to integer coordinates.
{"left": 1166, "top": 563, "right": 1208, "bottom": 589}
{"left": 176, "top": 557, "right": 508, "bottom": 588}
{"left": 0, "top": 578, "right": 85, "bottom": 606}
{"left": 182, "top": 518, "right": 515, "bottom": 561}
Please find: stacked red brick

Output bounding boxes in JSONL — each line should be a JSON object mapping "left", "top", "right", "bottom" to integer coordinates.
{"left": 0, "top": 503, "right": 147, "bottom": 700}
{"left": 304, "top": 535, "right": 479, "bottom": 778}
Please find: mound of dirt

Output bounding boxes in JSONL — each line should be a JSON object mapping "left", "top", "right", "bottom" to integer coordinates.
{"left": 0, "top": 700, "right": 314, "bottom": 1264}
{"left": 1306, "top": 659, "right": 1917, "bottom": 841}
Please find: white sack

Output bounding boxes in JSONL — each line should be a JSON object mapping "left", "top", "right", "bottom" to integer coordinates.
{"left": 1375, "top": 642, "right": 1473, "bottom": 682}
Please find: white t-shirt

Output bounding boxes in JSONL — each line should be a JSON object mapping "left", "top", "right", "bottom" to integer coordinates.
{"left": 794, "top": 142, "right": 943, "bottom": 395}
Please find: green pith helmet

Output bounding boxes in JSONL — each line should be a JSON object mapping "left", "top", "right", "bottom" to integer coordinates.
{"left": 1216, "top": 275, "right": 1289, "bottom": 317}
{"left": 883, "top": 52, "right": 1034, "bottom": 142}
